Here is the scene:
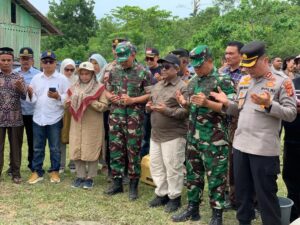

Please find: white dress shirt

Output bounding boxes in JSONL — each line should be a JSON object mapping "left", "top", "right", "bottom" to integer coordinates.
{"left": 27, "top": 71, "right": 70, "bottom": 126}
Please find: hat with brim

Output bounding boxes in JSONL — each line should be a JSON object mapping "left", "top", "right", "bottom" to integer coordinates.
{"left": 189, "top": 45, "right": 210, "bottom": 68}
{"left": 145, "top": 48, "right": 159, "bottom": 58}
{"left": 190, "top": 58, "right": 205, "bottom": 67}
{"left": 116, "top": 42, "right": 133, "bottom": 63}
{"left": 78, "top": 61, "right": 94, "bottom": 73}
{"left": 116, "top": 51, "right": 131, "bottom": 63}
{"left": 240, "top": 55, "right": 259, "bottom": 68}
{"left": 240, "top": 41, "right": 265, "bottom": 68}
{"left": 0, "top": 47, "right": 14, "bottom": 56}
{"left": 157, "top": 54, "right": 180, "bottom": 67}
{"left": 20, "top": 47, "right": 33, "bottom": 57}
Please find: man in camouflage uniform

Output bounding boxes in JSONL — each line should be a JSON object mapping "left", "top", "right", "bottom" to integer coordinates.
{"left": 104, "top": 41, "right": 152, "bottom": 201}
{"left": 172, "top": 45, "right": 235, "bottom": 225}
{"left": 98, "top": 38, "right": 127, "bottom": 180}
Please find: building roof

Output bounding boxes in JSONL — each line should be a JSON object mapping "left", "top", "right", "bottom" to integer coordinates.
{"left": 15, "top": 0, "right": 62, "bottom": 35}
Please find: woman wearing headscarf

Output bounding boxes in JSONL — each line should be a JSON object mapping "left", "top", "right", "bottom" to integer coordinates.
{"left": 59, "top": 58, "right": 77, "bottom": 173}
{"left": 89, "top": 53, "right": 110, "bottom": 178}
{"left": 66, "top": 61, "right": 108, "bottom": 189}
{"left": 89, "top": 54, "right": 107, "bottom": 82}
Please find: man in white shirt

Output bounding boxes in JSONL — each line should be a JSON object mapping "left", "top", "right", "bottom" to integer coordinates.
{"left": 27, "top": 50, "right": 69, "bottom": 184}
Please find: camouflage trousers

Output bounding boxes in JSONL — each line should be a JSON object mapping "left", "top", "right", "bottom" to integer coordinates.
{"left": 109, "top": 113, "right": 143, "bottom": 179}
{"left": 186, "top": 141, "right": 229, "bottom": 209}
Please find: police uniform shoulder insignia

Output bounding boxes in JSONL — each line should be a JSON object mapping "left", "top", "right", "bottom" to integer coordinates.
{"left": 283, "top": 79, "right": 294, "bottom": 97}
{"left": 239, "top": 75, "right": 252, "bottom": 85}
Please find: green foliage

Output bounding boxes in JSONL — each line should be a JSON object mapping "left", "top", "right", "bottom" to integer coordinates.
{"left": 41, "top": 0, "right": 300, "bottom": 65}
{"left": 42, "top": 0, "right": 98, "bottom": 60}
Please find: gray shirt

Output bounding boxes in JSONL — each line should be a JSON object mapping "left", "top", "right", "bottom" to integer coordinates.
{"left": 150, "top": 76, "right": 188, "bottom": 143}
{"left": 226, "top": 72, "right": 297, "bottom": 156}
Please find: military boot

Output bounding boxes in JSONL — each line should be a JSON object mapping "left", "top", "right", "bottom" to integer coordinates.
{"left": 172, "top": 201, "right": 200, "bottom": 222}
{"left": 164, "top": 196, "right": 181, "bottom": 213}
{"left": 209, "top": 208, "right": 223, "bottom": 225}
{"left": 104, "top": 177, "right": 123, "bottom": 195}
{"left": 129, "top": 178, "right": 139, "bottom": 201}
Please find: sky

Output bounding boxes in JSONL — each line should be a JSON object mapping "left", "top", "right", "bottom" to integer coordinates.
{"left": 28, "top": 0, "right": 213, "bottom": 19}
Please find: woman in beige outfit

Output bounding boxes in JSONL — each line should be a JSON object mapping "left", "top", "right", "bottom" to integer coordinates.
{"left": 66, "top": 61, "right": 108, "bottom": 189}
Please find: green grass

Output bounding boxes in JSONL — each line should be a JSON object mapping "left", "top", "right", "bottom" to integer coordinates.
{"left": 0, "top": 136, "right": 287, "bottom": 225}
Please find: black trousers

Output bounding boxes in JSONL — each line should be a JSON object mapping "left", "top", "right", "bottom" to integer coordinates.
{"left": 283, "top": 142, "right": 300, "bottom": 222}
{"left": 22, "top": 115, "right": 34, "bottom": 171}
{"left": 233, "top": 148, "right": 281, "bottom": 225}
{"left": 0, "top": 126, "right": 23, "bottom": 178}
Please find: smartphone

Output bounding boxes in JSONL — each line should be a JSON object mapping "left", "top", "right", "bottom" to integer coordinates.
{"left": 49, "top": 87, "right": 56, "bottom": 92}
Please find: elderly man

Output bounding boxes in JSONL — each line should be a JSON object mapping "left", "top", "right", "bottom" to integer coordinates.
{"left": 27, "top": 51, "right": 69, "bottom": 184}
{"left": 105, "top": 41, "right": 152, "bottom": 200}
{"left": 211, "top": 41, "right": 297, "bottom": 225}
{"left": 0, "top": 47, "right": 27, "bottom": 184}
{"left": 14, "top": 47, "right": 40, "bottom": 172}
{"left": 147, "top": 54, "right": 188, "bottom": 213}
{"left": 173, "top": 45, "right": 235, "bottom": 225}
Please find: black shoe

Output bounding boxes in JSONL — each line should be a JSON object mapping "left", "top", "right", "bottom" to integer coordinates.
{"left": 172, "top": 202, "right": 200, "bottom": 222}
{"left": 104, "top": 178, "right": 123, "bottom": 195}
{"left": 71, "top": 178, "right": 84, "bottom": 188}
{"left": 149, "top": 195, "right": 169, "bottom": 207}
{"left": 164, "top": 196, "right": 181, "bottom": 213}
{"left": 239, "top": 220, "right": 251, "bottom": 225}
{"left": 83, "top": 178, "right": 94, "bottom": 189}
{"left": 209, "top": 208, "right": 223, "bottom": 225}
{"left": 129, "top": 179, "right": 139, "bottom": 201}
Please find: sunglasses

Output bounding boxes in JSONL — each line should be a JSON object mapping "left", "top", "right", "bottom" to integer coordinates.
{"left": 64, "top": 68, "right": 75, "bottom": 72}
{"left": 42, "top": 59, "right": 55, "bottom": 64}
{"left": 145, "top": 57, "right": 155, "bottom": 62}
{"left": 161, "top": 63, "right": 175, "bottom": 70}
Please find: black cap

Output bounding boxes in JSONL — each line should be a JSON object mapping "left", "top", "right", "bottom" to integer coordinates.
{"left": 145, "top": 48, "right": 159, "bottom": 57}
{"left": 0, "top": 47, "right": 14, "bottom": 56}
{"left": 19, "top": 47, "right": 34, "bottom": 57}
{"left": 240, "top": 41, "right": 265, "bottom": 67}
{"left": 169, "top": 48, "right": 189, "bottom": 58}
{"left": 41, "top": 50, "right": 56, "bottom": 60}
{"left": 157, "top": 54, "right": 180, "bottom": 67}
{"left": 112, "top": 38, "right": 127, "bottom": 47}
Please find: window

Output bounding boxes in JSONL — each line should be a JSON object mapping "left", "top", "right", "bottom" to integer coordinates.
{"left": 11, "top": 2, "right": 16, "bottom": 23}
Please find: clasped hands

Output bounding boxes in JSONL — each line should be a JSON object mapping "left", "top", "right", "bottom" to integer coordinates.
{"left": 106, "top": 92, "right": 135, "bottom": 106}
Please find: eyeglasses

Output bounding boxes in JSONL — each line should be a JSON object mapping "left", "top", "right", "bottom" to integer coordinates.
{"left": 145, "top": 57, "right": 154, "bottom": 62}
{"left": 64, "top": 68, "right": 75, "bottom": 72}
{"left": 161, "top": 63, "right": 174, "bottom": 70}
{"left": 42, "top": 59, "right": 55, "bottom": 64}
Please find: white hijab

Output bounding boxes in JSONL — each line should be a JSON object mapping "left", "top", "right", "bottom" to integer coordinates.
{"left": 60, "top": 58, "right": 77, "bottom": 84}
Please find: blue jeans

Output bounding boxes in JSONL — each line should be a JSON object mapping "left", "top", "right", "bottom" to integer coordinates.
{"left": 32, "top": 120, "right": 62, "bottom": 177}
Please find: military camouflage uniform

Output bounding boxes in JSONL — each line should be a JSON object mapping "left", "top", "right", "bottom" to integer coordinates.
{"left": 106, "top": 62, "right": 152, "bottom": 179}
{"left": 186, "top": 67, "right": 235, "bottom": 209}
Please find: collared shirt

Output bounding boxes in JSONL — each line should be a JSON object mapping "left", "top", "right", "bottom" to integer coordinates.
{"left": 14, "top": 66, "right": 40, "bottom": 115}
{"left": 0, "top": 70, "right": 26, "bottom": 127}
{"left": 221, "top": 66, "right": 243, "bottom": 86}
{"left": 270, "top": 65, "right": 287, "bottom": 78}
{"left": 226, "top": 73, "right": 297, "bottom": 156}
{"left": 27, "top": 71, "right": 70, "bottom": 126}
{"left": 187, "top": 67, "right": 235, "bottom": 145}
{"left": 150, "top": 76, "right": 188, "bottom": 142}
{"left": 106, "top": 62, "right": 152, "bottom": 115}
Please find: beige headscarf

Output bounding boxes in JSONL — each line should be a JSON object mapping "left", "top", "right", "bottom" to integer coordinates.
{"left": 68, "top": 62, "right": 105, "bottom": 121}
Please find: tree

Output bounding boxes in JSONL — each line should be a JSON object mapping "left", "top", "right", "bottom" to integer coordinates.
{"left": 191, "top": 0, "right": 202, "bottom": 16}
{"left": 42, "top": 0, "right": 98, "bottom": 59}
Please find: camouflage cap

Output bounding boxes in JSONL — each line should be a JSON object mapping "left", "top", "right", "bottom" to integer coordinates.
{"left": 115, "top": 41, "right": 134, "bottom": 63}
{"left": 189, "top": 45, "right": 211, "bottom": 67}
